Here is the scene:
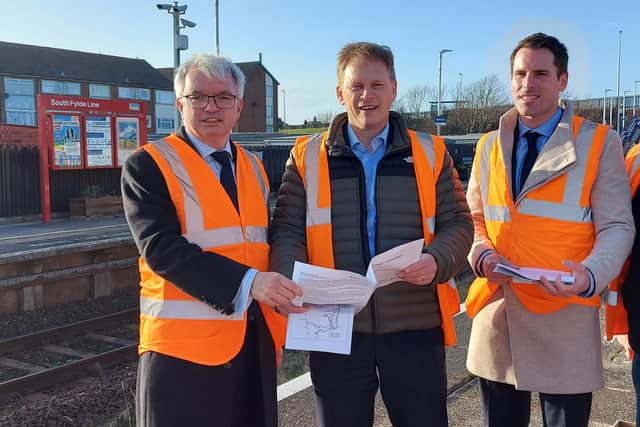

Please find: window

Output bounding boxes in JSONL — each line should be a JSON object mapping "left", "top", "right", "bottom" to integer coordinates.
{"left": 155, "top": 104, "right": 174, "bottom": 133}
{"left": 146, "top": 115, "right": 152, "bottom": 129}
{"left": 118, "top": 87, "right": 151, "bottom": 100}
{"left": 155, "top": 91, "right": 175, "bottom": 134}
{"left": 4, "top": 78, "right": 36, "bottom": 126}
{"left": 89, "top": 84, "right": 111, "bottom": 99}
{"left": 41, "top": 80, "right": 81, "bottom": 95}
{"left": 265, "top": 74, "right": 274, "bottom": 132}
{"left": 155, "top": 90, "right": 174, "bottom": 105}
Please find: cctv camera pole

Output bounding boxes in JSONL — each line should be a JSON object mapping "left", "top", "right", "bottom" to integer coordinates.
{"left": 215, "top": 0, "right": 220, "bottom": 55}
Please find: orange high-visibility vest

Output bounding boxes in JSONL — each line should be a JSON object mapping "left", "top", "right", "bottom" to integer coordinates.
{"left": 137, "top": 134, "right": 286, "bottom": 366}
{"left": 466, "top": 116, "right": 608, "bottom": 317}
{"left": 605, "top": 143, "right": 640, "bottom": 340}
{"left": 292, "top": 130, "right": 461, "bottom": 346}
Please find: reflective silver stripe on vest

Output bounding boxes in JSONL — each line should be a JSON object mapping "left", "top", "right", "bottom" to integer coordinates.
{"left": 477, "top": 121, "right": 600, "bottom": 223}
{"left": 140, "top": 296, "right": 244, "bottom": 320}
{"left": 426, "top": 217, "right": 435, "bottom": 235}
{"left": 485, "top": 205, "right": 511, "bottom": 222}
{"left": 153, "top": 139, "right": 204, "bottom": 232}
{"left": 447, "top": 278, "right": 457, "bottom": 289}
{"left": 607, "top": 290, "right": 618, "bottom": 307}
{"left": 477, "top": 133, "right": 499, "bottom": 222}
{"left": 414, "top": 132, "right": 437, "bottom": 170}
{"left": 414, "top": 132, "right": 437, "bottom": 234}
{"left": 302, "top": 134, "right": 332, "bottom": 226}
{"left": 245, "top": 226, "right": 268, "bottom": 243}
{"left": 184, "top": 227, "right": 244, "bottom": 248}
{"left": 518, "top": 199, "right": 592, "bottom": 222}
{"left": 245, "top": 150, "right": 269, "bottom": 205}
{"left": 550, "top": 121, "right": 599, "bottom": 208}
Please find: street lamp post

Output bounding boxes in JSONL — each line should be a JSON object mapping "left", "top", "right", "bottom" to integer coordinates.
{"left": 616, "top": 30, "right": 622, "bottom": 132}
{"left": 604, "top": 89, "right": 612, "bottom": 124}
{"left": 457, "top": 72, "right": 463, "bottom": 104}
{"left": 623, "top": 90, "right": 630, "bottom": 129}
{"left": 634, "top": 80, "right": 640, "bottom": 116}
{"left": 157, "top": 2, "right": 196, "bottom": 130}
{"left": 282, "top": 89, "right": 286, "bottom": 126}
{"left": 610, "top": 96, "right": 614, "bottom": 126}
{"left": 437, "top": 49, "right": 452, "bottom": 136}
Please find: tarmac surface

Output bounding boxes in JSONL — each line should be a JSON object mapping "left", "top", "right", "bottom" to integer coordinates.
{"left": 1, "top": 216, "right": 637, "bottom": 426}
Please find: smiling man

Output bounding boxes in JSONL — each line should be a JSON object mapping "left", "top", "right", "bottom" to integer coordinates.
{"left": 122, "top": 54, "right": 304, "bottom": 427}
{"left": 465, "top": 33, "right": 634, "bottom": 427}
{"left": 270, "top": 42, "right": 472, "bottom": 426}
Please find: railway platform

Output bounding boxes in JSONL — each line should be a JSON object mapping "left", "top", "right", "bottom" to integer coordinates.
{"left": 0, "top": 216, "right": 636, "bottom": 426}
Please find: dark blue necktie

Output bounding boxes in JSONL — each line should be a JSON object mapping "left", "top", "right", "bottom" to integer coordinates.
{"left": 211, "top": 151, "right": 238, "bottom": 210}
{"left": 520, "top": 131, "right": 540, "bottom": 193}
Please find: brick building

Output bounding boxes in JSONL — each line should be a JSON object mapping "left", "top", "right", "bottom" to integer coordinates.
{"left": 158, "top": 57, "right": 280, "bottom": 133}
{"left": 0, "top": 41, "right": 175, "bottom": 143}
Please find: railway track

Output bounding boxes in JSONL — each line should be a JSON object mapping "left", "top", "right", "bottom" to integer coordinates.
{"left": 0, "top": 308, "right": 138, "bottom": 400}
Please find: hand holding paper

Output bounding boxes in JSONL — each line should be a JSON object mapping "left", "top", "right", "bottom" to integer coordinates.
{"left": 291, "top": 238, "right": 425, "bottom": 311}
{"left": 493, "top": 263, "right": 575, "bottom": 284}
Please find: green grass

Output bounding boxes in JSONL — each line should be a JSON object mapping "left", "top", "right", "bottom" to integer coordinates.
{"left": 278, "top": 127, "right": 326, "bottom": 135}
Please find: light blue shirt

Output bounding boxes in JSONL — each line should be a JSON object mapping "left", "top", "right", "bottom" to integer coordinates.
{"left": 513, "top": 107, "right": 563, "bottom": 196}
{"left": 347, "top": 123, "right": 389, "bottom": 257}
{"left": 186, "top": 129, "right": 255, "bottom": 314}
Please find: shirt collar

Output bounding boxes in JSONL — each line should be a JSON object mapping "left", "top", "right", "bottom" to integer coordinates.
{"left": 185, "top": 128, "right": 232, "bottom": 159}
{"left": 347, "top": 123, "right": 390, "bottom": 152}
{"left": 518, "top": 107, "right": 564, "bottom": 140}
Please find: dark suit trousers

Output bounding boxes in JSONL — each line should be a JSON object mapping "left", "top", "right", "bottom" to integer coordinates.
{"left": 136, "top": 303, "right": 276, "bottom": 427}
{"left": 479, "top": 378, "right": 592, "bottom": 427}
{"left": 310, "top": 328, "right": 448, "bottom": 427}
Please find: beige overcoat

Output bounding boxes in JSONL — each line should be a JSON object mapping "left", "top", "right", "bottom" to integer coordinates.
{"left": 466, "top": 105, "right": 635, "bottom": 393}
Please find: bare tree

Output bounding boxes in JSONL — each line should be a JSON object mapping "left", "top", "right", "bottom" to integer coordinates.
{"left": 402, "top": 84, "right": 435, "bottom": 116}
{"left": 448, "top": 75, "right": 510, "bottom": 134}
{"left": 315, "top": 112, "right": 335, "bottom": 124}
{"left": 392, "top": 98, "right": 406, "bottom": 114}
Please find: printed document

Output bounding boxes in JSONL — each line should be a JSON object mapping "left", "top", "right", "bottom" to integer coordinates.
{"left": 285, "top": 239, "right": 424, "bottom": 354}
{"left": 291, "top": 238, "right": 425, "bottom": 311}
{"left": 285, "top": 305, "right": 354, "bottom": 354}
{"left": 494, "top": 263, "right": 575, "bottom": 284}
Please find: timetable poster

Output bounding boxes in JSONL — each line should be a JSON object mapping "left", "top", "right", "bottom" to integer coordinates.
{"left": 52, "top": 114, "right": 81, "bottom": 167}
{"left": 116, "top": 117, "right": 140, "bottom": 166}
{"left": 86, "top": 116, "right": 113, "bottom": 167}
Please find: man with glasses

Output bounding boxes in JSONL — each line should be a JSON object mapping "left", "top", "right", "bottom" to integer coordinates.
{"left": 122, "top": 54, "right": 304, "bottom": 427}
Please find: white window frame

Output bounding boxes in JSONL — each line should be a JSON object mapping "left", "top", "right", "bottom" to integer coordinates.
{"left": 4, "top": 77, "right": 36, "bottom": 126}
{"left": 41, "top": 80, "right": 81, "bottom": 95}
{"left": 89, "top": 84, "right": 111, "bottom": 99}
{"left": 118, "top": 86, "right": 151, "bottom": 100}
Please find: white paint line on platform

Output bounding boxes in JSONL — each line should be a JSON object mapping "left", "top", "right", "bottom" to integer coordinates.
{"left": 0, "top": 224, "right": 125, "bottom": 241}
{"left": 277, "top": 371, "right": 312, "bottom": 402}
{"left": 277, "top": 302, "right": 468, "bottom": 402}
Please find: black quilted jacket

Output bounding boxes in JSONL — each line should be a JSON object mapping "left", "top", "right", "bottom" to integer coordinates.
{"left": 269, "top": 112, "right": 473, "bottom": 334}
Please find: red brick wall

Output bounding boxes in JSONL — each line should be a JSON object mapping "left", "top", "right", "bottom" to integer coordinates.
{"left": 0, "top": 124, "right": 39, "bottom": 146}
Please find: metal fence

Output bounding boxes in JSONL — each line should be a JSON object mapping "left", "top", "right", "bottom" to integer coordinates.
{"left": 0, "top": 145, "right": 41, "bottom": 217}
{"left": 0, "top": 143, "right": 295, "bottom": 219}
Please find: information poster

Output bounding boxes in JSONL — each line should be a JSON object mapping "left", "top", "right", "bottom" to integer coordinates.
{"left": 116, "top": 117, "right": 140, "bottom": 166}
{"left": 52, "top": 114, "right": 81, "bottom": 167}
{"left": 85, "top": 116, "right": 113, "bottom": 166}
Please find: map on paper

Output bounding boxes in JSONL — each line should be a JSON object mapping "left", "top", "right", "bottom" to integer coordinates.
{"left": 285, "top": 305, "right": 355, "bottom": 355}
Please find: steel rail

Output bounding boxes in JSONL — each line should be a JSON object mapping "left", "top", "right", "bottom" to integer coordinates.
{"left": 0, "top": 308, "right": 138, "bottom": 355}
{"left": 0, "top": 344, "right": 137, "bottom": 398}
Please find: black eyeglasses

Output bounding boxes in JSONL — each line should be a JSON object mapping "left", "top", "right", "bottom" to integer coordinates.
{"left": 181, "top": 94, "right": 238, "bottom": 109}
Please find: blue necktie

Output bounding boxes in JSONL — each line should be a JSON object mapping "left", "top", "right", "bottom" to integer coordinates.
{"left": 211, "top": 151, "right": 238, "bottom": 210}
{"left": 520, "top": 131, "right": 540, "bottom": 193}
